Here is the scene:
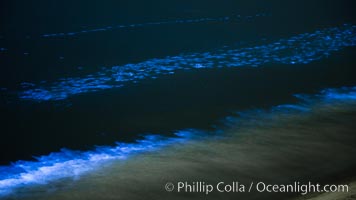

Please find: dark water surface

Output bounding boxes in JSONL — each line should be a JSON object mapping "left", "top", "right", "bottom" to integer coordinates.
{"left": 1, "top": 49, "right": 356, "bottom": 165}
{"left": 4, "top": 88, "right": 356, "bottom": 200}
{"left": 0, "top": 1, "right": 356, "bottom": 197}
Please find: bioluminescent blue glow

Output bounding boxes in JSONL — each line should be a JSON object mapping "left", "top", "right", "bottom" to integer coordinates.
{"left": 2, "top": 86, "right": 356, "bottom": 196}
{"left": 19, "top": 24, "right": 356, "bottom": 102}
{"left": 41, "top": 13, "right": 268, "bottom": 38}
{"left": 227, "top": 86, "right": 356, "bottom": 128}
{"left": 0, "top": 130, "right": 197, "bottom": 196}
{"left": 0, "top": 47, "right": 7, "bottom": 52}
{"left": 318, "top": 87, "right": 356, "bottom": 101}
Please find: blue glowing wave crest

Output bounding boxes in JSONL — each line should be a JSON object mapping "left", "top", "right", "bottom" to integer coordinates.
{"left": 19, "top": 24, "right": 356, "bottom": 102}
{"left": 0, "top": 131, "right": 197, "bottom": 196}
{"left": 2, "top": 86, "right": 356, "bottom": 196}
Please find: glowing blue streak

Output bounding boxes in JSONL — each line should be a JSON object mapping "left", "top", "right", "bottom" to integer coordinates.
{"left": 0, "top": 131, "right": 196, "bottom": 196}
{"left": 41, "top": 13, "right": 268, "bottom": 38}
{"left": 19, "top": 24, "right": 356, "bottom": 101}
{"left": 3, "top": 86, "right": 356, "bottom": 196}
{"left": 229, "top": 86, "right": 356, "bottom": 126}
{"left": 270, "top": 87, "right": 356, "bottom": 113}
{"left": 295, "top": 86, "right": 356, "bottom": 103}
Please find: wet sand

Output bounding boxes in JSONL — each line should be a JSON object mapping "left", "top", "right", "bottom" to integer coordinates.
{"left": 5, "top": 93, "right": 356, "bottom": 200}
{"left": 1, "top": 1, "right": 356, "bottom": 200}
{"left": 293, "top": 180, "right": 356, "bottom": 200}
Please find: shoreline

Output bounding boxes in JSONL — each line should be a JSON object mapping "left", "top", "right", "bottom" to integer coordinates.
{"left": 2, "top": 48, "right": 356, "bottom": 165}
{"left": 3, "top": 89, "right": 356, "bottom": 200}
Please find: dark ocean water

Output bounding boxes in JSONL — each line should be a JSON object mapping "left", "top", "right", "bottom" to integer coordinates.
{"left": 0, "top": 0, "right": 356, "bottom": 198}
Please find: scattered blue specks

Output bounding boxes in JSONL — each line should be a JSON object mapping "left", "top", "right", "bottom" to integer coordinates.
{"left": 193, "top": 64, "right": 204, "bottom": 69}
{"left": 20, "top": 82, "right": 35, "bottom": 88}
{"left": 3, "top": 86, "right": 356, "bottom": 196}
{"left": 18, "top": 25, "right": 356, "bottom": 102}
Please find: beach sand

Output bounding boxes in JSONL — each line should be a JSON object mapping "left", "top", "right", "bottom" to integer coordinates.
{"left": 293, "top": 180, "right": 356, "bottom": 200}
{"left": 6, "top": 95, "right": 356, "bottom": 200}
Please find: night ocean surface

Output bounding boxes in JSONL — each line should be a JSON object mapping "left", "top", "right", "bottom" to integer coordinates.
{"left": 1, "top": 1, "right": 356, "bottom": 199}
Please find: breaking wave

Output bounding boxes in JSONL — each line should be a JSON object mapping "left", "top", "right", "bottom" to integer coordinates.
{"left": 1, "top": 85, "right": 356, "bottom": 197}
{"left": 18, "top": 24, "right": 356, "bottom": 102}
{"left": 0, "top": 130, "right": 199, "bottom": 196}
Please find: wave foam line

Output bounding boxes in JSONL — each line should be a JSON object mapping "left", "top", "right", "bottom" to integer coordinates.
{"left": 225, "top": 86, "right": 356, "bottom": 127}
{"left": 0, "top": 131, "right": 199, "bottom": 196}
{"left": 41, "top": 13, "right": 268, "bottom": 38}
{"left": 19, "top": 24, "right": 356, "bottom": 101}
{"left": 2, "top": 86, "right": 356, "bottom": 197}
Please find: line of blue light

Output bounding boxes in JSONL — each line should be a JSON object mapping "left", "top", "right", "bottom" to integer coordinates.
{"left": 41, "top": 13, "right": 269, "bottom": 38}
{"left": 19, "top": 24, "right": 356, "bottom": 102}
{"left": 2, "top": 86, "right": 356, "bottom": 196}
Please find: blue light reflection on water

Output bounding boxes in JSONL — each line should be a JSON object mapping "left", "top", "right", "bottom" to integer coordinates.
{"left": 19, "top": 24, "right": 356, "bottom": 102}
{"left": 1, "top": 86, "right": 356, "bottom": 196}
